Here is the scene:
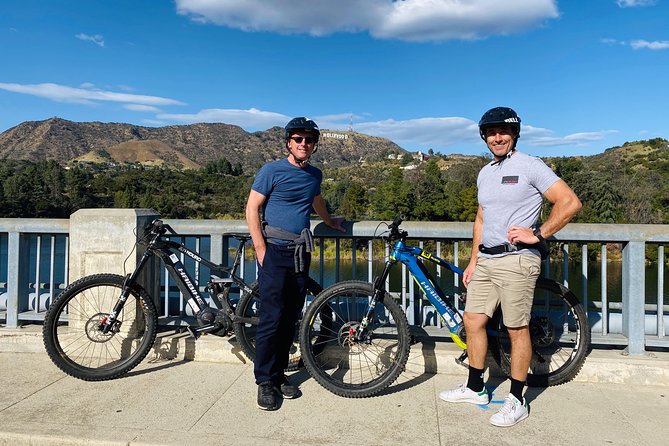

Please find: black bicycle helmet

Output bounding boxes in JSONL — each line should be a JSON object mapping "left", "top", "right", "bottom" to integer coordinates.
{"left": 284, "top": 117, "right": 320, "bottom": 141}
{"left": 478, "top": 107, "right": 521, "bottom": 140}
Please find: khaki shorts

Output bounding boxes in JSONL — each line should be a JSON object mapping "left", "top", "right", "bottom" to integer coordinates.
{"left": 464, "top": 254, "right": 541, "bottom": 327}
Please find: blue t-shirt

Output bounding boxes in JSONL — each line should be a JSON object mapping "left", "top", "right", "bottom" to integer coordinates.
{"left": 251, "top": 158, "right": 322, "bottom": 235}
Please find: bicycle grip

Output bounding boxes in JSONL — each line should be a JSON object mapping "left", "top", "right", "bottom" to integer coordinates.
{"left": 392, "top": 215, "right": 405, "bottom": 228}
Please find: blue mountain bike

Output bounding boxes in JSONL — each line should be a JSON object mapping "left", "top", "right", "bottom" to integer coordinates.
{"left": 299, "top": 216, "right": 591, "bottom": 398}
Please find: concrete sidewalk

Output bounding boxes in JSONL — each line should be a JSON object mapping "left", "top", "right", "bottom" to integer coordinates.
{"left": 1, "top": 352, "right": 668, "bottom": 446}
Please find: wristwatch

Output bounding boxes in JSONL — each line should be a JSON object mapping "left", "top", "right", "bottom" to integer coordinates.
{"left": 533, "top": 227, "right": 545, "bottom": 243}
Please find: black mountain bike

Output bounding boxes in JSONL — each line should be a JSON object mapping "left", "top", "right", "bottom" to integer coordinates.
{"left": 43, "top": 219, "right": 307, "bottom": 381}
{"left": 299, "top": 216, "right": 591, "bottom": 398}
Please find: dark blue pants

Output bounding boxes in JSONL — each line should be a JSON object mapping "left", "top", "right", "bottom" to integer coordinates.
{"left": 254, "top": 243, "right": 310, "bottom": 384}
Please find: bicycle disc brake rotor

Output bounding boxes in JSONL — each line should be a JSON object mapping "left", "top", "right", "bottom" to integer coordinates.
{"left": 337, "top": 321, "right": 368, "bottom": 354}
{"left": 530, "top": 315, "right": 556, "bottom": 348}
{"left": 85, "top": 313, "right": 119, "bottom": 343}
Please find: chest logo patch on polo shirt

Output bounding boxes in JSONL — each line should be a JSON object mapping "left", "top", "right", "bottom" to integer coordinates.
{"left": 501, "top": 175, "right": 519, "bottom": 184}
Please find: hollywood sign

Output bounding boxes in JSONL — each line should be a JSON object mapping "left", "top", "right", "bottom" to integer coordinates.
{"left": 321, "top": 132, "right": 349, "bottom": 140}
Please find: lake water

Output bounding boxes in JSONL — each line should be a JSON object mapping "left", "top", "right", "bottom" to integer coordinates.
{"left": 1, "top": 234, "right": 666, "bottom": 312}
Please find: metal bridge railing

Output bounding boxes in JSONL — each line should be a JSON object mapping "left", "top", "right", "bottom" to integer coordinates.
{"left": 1, "top": 217, "right": 667, "bottom": 355}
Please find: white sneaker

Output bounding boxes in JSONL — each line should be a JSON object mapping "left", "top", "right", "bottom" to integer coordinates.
{"left": 439, "top": 383, "right": 489, "bottom": 405}
{"left": 489, "top": 394, "right": 529, "bottom": 427}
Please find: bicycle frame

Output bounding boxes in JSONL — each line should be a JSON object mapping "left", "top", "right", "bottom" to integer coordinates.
{"left": 371, "top": 239, "right": 468, "bottom": 349}
{"left": 101, "top": 222, "right": 254, "bottom": 334}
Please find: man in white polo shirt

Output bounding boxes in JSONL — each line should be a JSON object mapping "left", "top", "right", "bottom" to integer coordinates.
{"left": 439, "top": 107, "right": 582, "bottom": 427}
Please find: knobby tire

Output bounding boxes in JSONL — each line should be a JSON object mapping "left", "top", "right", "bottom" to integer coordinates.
{"left": 489, "top": 277, "right": 591, "bottom": 387}
{"left": 299, "top": 281, "right": 411, "bottom": 398}
{"left": 42, "top": 274, "right": 158, "bottom": 381}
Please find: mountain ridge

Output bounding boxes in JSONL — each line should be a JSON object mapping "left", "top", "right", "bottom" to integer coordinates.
{"left": 0, "top": 117, "right": 407, "bottom": 170}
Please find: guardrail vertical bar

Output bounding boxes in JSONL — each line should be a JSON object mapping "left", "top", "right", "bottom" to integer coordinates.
{"left": 658, "top": 245, "right": 665, "bottom": 338}
{"left": 49, "top": 235, "right": 56, "bottom": 312}
{"left": 622, "top": 240, "right": 646, "bottom": 355}
{"left": 352, "top": 237, "right": 357, "bottom": 280}
{"left": 34, "top": 235, "right": 41, "bottom": 315}
{"left": 6, "top": 232, "right": 30, "bottom": 327}
{"left": 64, "top": 235, "right": 69, "bottom": 287}
{"left": 319, "top": 237, "right": 325, "bottom": 286}
{"left": 368, "top": 239, "right": 373, "bottom": 283}
{"left": 335, "top": 238, "right": 340, "bottom": 282}
{"left": 562, "top": 243, "right": 569, "bottom": 289}
{"left": 601, "top": 244, "right": 608, "bottom": 335}
{"left": 454, "top": 241, "right": 460, "bottom": 312}
{"left": 582, "top": 243, "right": 588, "bottom": 309}
{"left": 436, "top": 241, "right": 443, "bottom": 328}
{"left": 211, "top": 233, "right": 223, "bottom": 266}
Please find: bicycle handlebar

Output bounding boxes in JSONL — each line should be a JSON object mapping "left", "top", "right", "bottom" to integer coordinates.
{"left": 145, "top": 219, "right": 177, "bottom": 238}
{"left": 387, "top": 214, "right": 408, "bottom": 242}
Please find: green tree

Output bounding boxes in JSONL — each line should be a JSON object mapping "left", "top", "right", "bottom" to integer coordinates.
{"left": 412, "top": 158, "right": 446, "bottom": 220}
{"left": 339, "top": 181, "right": 368, "bottom": 220}
{"left": 372, "top": 167, "right": 413, "bottom": 220}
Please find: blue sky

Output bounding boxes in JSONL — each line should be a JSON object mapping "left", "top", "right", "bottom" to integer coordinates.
{"left": 1, "top": 0, "right": 667, "bottom": 157}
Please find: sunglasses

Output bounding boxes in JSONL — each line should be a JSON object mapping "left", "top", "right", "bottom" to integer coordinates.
{"left": 290, "top": 136, "right": 316, "bottom": 144}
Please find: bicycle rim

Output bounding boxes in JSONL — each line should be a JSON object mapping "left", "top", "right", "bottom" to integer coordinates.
{"left": 300, "top": 281, "right": 410, "bottom": 398}
{"left": 43, "top": 274, "right": 157, "bottom": 381}
{"left": 490, "top": 278, "right": 591, "bottom": 387}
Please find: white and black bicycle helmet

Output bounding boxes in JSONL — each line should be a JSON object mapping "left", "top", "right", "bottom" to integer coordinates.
{"left": 478, "top": 107, "right": 521, "bottom": 141}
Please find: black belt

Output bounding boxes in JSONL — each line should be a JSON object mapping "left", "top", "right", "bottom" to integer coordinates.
{"left": 479, "top": 243, "right": 535, "bottom": 255}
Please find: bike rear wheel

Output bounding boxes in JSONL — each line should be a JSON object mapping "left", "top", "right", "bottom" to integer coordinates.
{"left": 234, "top": 282, "right": 302, "bottom": 371}
{"left": 42, "top": 274, "right": 158, "bottom": 381}
{"left": 489, "top": 277, "right": 591, "bottom": 387}
{"left": 299, "top": 281, "right": 411, "bottom": 398}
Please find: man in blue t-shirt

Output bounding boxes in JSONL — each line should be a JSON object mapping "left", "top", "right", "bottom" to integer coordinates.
{"left": 439, "top": 107, "right": 581, "bottom": 427}
{"left": 245, "top": 117, "right": 345, "bottom": 411}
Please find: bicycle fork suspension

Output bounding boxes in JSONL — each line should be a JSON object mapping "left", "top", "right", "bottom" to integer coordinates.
{"left": 100, "top": 248, "right": 151, "bottom": 334}
{"left": 354, "top": 265, "right": 393, "bottom": 342}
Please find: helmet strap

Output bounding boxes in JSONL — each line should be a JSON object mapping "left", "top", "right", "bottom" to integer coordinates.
{"left": 286, "top": 140, "right": 318, "bottom": 167}
{"left": 287, "top": 144, "right": 309, "bottom": 167}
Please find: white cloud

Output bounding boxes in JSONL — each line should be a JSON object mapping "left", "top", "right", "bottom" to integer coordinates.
{"left": 351, "top": 117, "right": 478, "bottom": 147}
{"left": 124, "top": 104, "right": 162, "bottom": 112}
{"left": 601, "top": 38, "right": 621, "bottom": 45}
{"left": 601, "top": 38, "right": 669, "bottom": 50}
{"left": 157, "top": 107, "right": 290, "bottom": 130}
{"left": 522, "top": 126, "right": 617, "bottom": 147}
{"left": 616, "top": 0, "right": 657, "bottom": 8}
{"left": 315, "top": 115, "right": 612, "bottom": 151}
{"left": 156, "top": 107, "right": 613, "bottom": 152}
{"left": 0, "top": 82, "right": 186, "bottom": 106}
{"left": 175, "top": 0, "right": 559, "bottom": 41}
{"left": 0, "top": 79, "right": 613, "bottom": 152}
{"left": 75, "top": 33, "right": 105, "bottom": 47}
{"left": 630, "top": 39, "right": 669, "bottom": 50}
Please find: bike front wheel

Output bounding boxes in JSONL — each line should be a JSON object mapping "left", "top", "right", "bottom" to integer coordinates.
{"left": 234, "top": 282, "right": 302, "bottom": 371}
{"left": 299, "top": 281, "right": 411, "bottom": 398}
{"left": 43, "top": 274, "right": 158, "bottom": 381}
{"left": 489, "top": 277, "right": 591, "bottom": 387}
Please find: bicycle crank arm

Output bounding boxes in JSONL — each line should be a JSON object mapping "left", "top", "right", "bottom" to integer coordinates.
{"left": 186, "top": 323, "right": 223, "bottom": 339}
{"left": 455, "top": 350, "right": 468, "bottom": 369}
{"left": 230, "top": 315, "right": 258, "bottom": 325}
